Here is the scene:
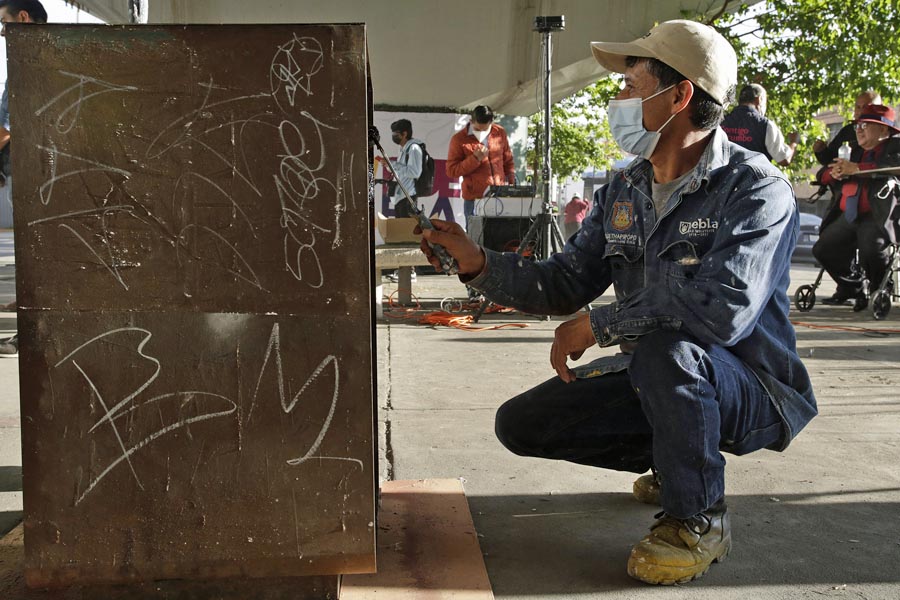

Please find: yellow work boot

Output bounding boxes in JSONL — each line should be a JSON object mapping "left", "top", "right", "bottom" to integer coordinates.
{"left": 627, "top": 499, "right": 731, "bottom": 585}
{"left": 632, "top": 472, "right": 661, "bottom": 505}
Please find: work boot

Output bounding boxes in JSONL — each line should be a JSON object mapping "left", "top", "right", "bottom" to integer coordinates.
{"left": 627, "top": 499, "right": 731, "bottom": 585}
{"left": 632, "top": 471, "right": 661, "bottom": 505}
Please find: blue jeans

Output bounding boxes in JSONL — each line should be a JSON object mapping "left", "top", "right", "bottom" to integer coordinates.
{"left": 495, "top": 330, "right": 784, "bottom": 519}
{"left": 463, "top": 199, "right": 476, "bottom": 231}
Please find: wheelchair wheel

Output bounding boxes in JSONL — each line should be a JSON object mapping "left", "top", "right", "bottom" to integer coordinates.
{"left": 872, "top": 290, "right": 892, "bottom": 320}
{"left": 794, "top": 285, "right": 816, "bottom": 312}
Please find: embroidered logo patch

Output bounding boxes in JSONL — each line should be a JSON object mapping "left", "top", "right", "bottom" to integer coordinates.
{"left": 611, "top": 201, "right": 633, "bottom": 231}
{"left": 679, "top": 218, "right": 719, "bottom": 236}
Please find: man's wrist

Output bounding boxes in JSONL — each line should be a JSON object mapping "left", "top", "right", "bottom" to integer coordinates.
{"left": 460, "top": 247, "right": 487, "bottom": 280}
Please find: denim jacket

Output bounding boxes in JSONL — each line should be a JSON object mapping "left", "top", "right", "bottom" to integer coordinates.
{"left": 469, "top": 128, "right": 816, "bottom": 450}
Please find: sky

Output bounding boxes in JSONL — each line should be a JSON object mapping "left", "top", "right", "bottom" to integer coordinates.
{"left": 0, "top": 0, "right": 104, "bottom": 87}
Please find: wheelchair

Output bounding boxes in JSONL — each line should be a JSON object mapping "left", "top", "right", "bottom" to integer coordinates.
{"left": 793, "top": 250, "right": 867, "bottom": 313}
{"left": 794, "top": 177, "right": 900, "bottom": 320}
{"left": 869, "top": 244, "right": 900, "bottom": 319}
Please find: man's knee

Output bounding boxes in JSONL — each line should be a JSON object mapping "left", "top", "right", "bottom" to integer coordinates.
{"left": 495, "top": 396, "right": 538, "bottom": 457}
{"left": 812, "top": 234, "right": 842, "bottom": 266}
{"left": 811, "top": 239, "right": 826, "bottom": 263}
{"left": 631, "top": 329, "right": 704, "bottom": 370}
{"left": 629, "top": 330, "right": 709, "bottom": 395}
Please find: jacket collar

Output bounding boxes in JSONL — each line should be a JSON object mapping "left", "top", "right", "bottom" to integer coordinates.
{"left": 622, "top": 127, "right": 734, "bottom": 195}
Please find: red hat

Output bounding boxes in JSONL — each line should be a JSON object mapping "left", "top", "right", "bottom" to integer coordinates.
{"left": 855, "top": 104, "right": 900, "bottom": 133}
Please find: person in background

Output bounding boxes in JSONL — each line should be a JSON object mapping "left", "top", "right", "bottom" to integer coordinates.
{"left": 375, "top": 118, "right": 425, "bottom": 283}
{"left": 376, "top": 118, "right": 423, "bottom": 218}
{"left": 0, "top": 0, "right": 48, "bottom": 356}
{"left": 563, "top": 193, "right": 590, "bottom": 238}
{"left": 814, "top": 90, "right": 881, "bottom": 167}
{"left": 812, "top": 90, "right": 883, "bottom": 305}
{"left": 446, "top": 105, "right": 515, "bottom": 230}
{"left": 812, "top": 104, "right": 900, "bottom": 311}
{"left": 721, "top": 83, "right": 798, "bottom": 166}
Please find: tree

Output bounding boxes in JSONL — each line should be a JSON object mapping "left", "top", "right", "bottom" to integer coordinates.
{"left": 704, "top": 0, "right": 900, "bottom": 178}
{"left": 539, "top": 1, "right": 900, "bottom": 184}
{"left": 527, "top": 77, "right": 623, "bottom": 183}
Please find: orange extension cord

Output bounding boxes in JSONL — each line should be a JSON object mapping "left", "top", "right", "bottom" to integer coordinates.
{"left": 383, "top": 291, "right": 529, "bottom": 331}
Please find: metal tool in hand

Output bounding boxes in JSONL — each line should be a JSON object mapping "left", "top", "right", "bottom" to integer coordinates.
{"left": 372, "top": 139, "right": 459, "bottom": 275}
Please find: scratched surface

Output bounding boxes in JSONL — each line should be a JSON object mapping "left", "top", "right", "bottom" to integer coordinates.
{"left": 8, "top": 24, "right": 375, "bottom": 587}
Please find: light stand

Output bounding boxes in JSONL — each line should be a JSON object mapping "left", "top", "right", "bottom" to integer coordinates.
{"left": 518, "top": 15, "right": 567, "bottom": 262}
{"left": 472, "top": 15, "right": 567, "bottom": 323}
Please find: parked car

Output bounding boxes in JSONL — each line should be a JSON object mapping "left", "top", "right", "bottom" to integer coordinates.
{"left": 792, "top": 212, "right": 822, "bottom": 264}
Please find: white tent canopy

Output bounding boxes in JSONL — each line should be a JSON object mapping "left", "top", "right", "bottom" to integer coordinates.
{"left": 64, "top": 0, "right": 136, "bottom": 24}
{"left": 70, "top": 1, "right": 736, "bottom": 116}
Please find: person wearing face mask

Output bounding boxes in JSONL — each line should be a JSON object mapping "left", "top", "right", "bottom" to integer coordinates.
{"left": 416, "top": 20, "right": 815, "bottom": 586}
{"left": 721, "top": 84, "right": 798, "bottom": 166}
{"left": 446, "top": 105, "right": 515, "bottom": 230}
{"left": 812, "top": 104, "right": 900, "bottom": 310}
{"left": 374, "top": 118, "right": 424, "bottom": 219}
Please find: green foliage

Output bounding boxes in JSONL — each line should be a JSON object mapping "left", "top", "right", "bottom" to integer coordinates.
{"left": 527, "top": 77, "right": 624, "bottom": 181}
{"left": 534, "top": 1, "right": 900, "bottom": 183}
{"left": 707, "top": 0, "right": 900, "bottom": 179}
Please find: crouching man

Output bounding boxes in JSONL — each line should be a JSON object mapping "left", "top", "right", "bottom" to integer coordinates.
{"left": 418, "top": 20, "right": 816, "bottom": 585}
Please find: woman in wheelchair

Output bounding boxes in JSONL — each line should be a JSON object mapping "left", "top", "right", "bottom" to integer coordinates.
{"left": 812, "top": 104, "right": 900, "bottom": 311}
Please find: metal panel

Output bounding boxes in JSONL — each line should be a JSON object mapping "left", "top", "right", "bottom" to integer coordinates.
{"left": 7, "top": 24, "right": 375, "bottom": 588}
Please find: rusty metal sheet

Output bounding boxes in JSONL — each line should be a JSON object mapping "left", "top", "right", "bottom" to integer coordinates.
{"left": 3, "top": 525, "right": 342, "bottom": 600}
{"left": 9, "top": 24, "right": 369, "bottom": 313}
{"left": 8, "top": 24, "right": 375, "bottom": 588}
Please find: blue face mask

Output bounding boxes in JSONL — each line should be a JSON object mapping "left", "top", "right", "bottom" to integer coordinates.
{"left": 607, "top": 84, "right": 678, "bottom": 159}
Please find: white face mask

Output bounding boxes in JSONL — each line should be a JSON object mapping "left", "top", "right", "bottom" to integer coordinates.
{"left": 607, "top": 84, "right": 678, "bottom": 159}
{"left": 472, "top": 126, "right": 490, "bottom": 143}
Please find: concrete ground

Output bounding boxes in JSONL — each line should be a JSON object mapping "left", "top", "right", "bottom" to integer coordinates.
{"left": 2, "top": 231, "right": 899, "bottom": 598}
{"left": 376, "top": 266, "right": 900, "bottom": 600}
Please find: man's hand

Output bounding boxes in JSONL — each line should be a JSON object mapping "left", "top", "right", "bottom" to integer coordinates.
{"left": 829, "top": 158, "right": 859, "bottom": 180}
{"left": 550, "top": 313, "right": 597, "bottom": 383}
{"left": 473, "top": 146, "right": 487, "bottom": 161}
{"left": 812, "top": 139, "right": 826, "bottom": 153}
{"left": 417, "top": 219, "right": 486, "bottom": 276}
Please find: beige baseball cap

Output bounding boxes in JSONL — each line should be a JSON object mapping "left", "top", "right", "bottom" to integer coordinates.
{"left": 590, "top": 20, "right": 737, "bottom": 105}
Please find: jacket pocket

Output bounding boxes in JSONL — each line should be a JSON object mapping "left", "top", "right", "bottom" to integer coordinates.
{"left": 657, "top": 240, "right": 702, "bottom": 283}
{"left": 602, "top": 243, "right": 643, "bottom": 301}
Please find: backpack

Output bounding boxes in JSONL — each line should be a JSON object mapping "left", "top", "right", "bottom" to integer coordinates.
{"left": 412, "top": 142, "right": 435, "bottom": 197}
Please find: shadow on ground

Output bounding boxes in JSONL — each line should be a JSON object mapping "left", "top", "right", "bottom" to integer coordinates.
{"left": 468, "top": 491, "right": 900, "bottom": 594}
{"left": 0, "top": 466, "right": 23, "bottom": 536}
{"left": 0, "top": 465, "right": 21, "bottom": 492}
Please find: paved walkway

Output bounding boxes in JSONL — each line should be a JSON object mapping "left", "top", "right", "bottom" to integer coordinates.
{"left": 377, "top": 266, "right": 900, "bottom": 599}
{"left": 1, "top": 258, "right": 899, "bottom": 598}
